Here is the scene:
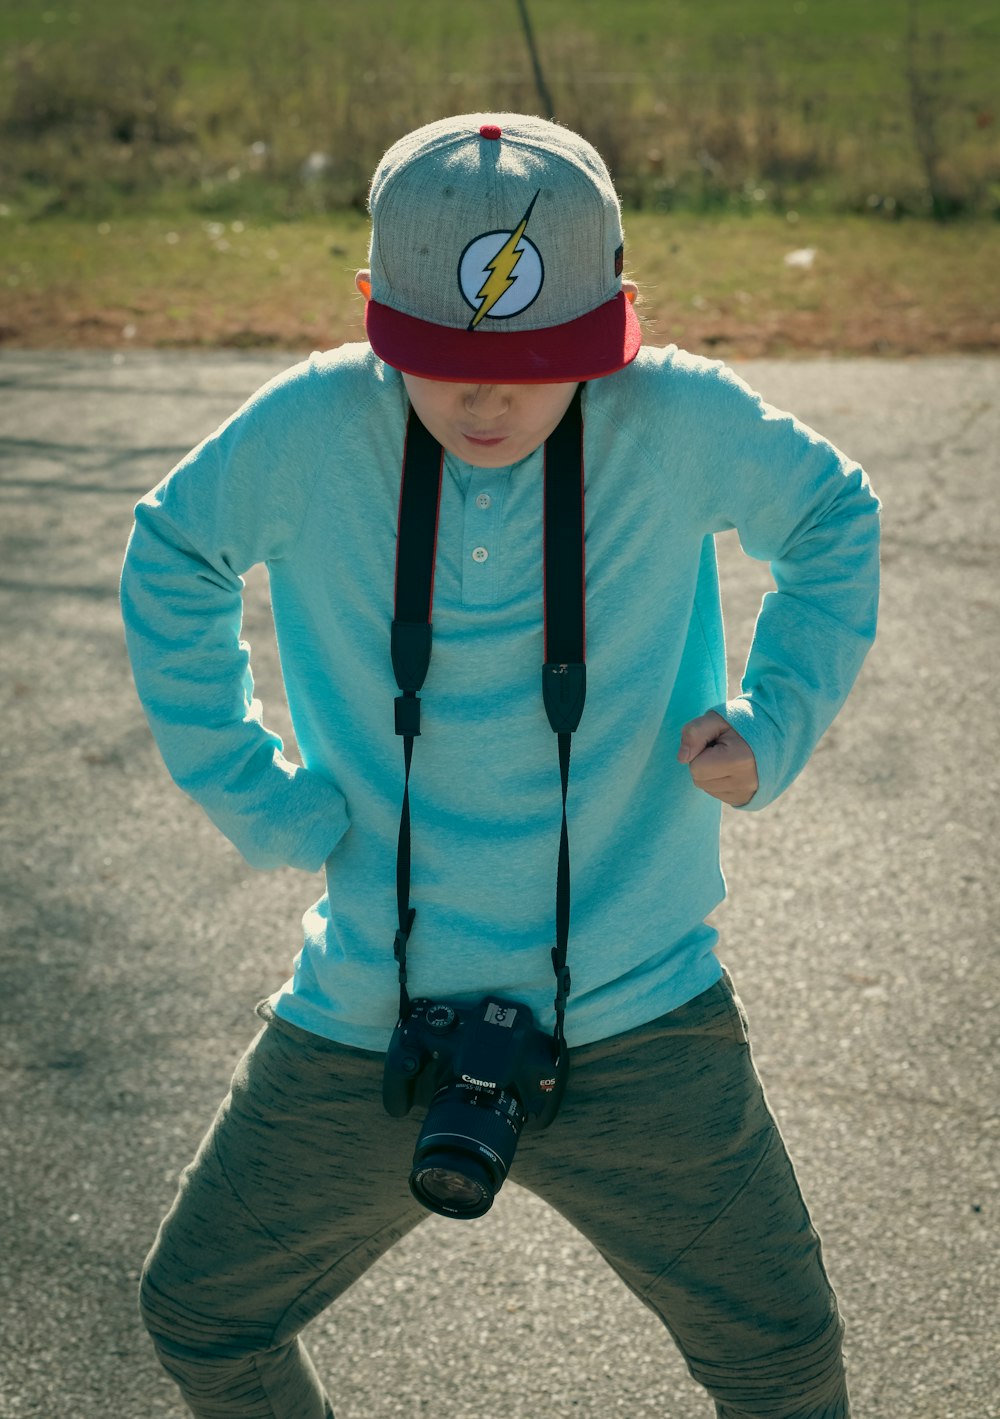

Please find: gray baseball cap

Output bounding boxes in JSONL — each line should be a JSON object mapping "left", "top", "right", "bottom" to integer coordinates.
{"left": 364, "top": 113, "right": 641, "bottom": 383}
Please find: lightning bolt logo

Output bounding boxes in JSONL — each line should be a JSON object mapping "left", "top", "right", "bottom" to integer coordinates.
{"left": 467, "top": 192, "right": 540, "bottom": 330}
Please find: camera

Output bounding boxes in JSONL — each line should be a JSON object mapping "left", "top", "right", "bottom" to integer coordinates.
{"left": 383, "top": 995, "right": 569, "bottom": 1219}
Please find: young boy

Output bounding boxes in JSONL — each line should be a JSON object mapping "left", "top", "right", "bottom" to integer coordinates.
{"left": 122, "top": 113, "right": 879, "bottom": 1418}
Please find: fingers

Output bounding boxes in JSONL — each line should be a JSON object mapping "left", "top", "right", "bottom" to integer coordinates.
{"left": 676, "top": 710, "right": 728, "bottom": 764}
{"left": 690, "top": 745, "right": 757, "bottom": 805}
{"left": 677, "top": 712, "right": 759, "bottom": 807}
{"left": 692, "top": 771, "right": 756, "bottom": 806}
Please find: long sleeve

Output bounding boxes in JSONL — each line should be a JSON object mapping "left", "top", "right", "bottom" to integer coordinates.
{"left": 677, "top": 361, "right": 881, "bottom": 809}
{"left": 119, "top": 359, "right": 350, "bottom": 870}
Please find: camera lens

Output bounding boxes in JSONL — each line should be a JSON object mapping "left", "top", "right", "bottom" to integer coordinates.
{"left": 413, "top": 1165, "right": 492, "bottom": 1213}
{"left": 409, "top": 1085, "right": 524, "bottom": 1219}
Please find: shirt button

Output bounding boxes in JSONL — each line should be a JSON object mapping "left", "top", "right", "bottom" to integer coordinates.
{"left": 472, "top": 546, "right": 489, "bottom": 563}
{"left": 476, "top": 493, "right": 492, "bottom": 509}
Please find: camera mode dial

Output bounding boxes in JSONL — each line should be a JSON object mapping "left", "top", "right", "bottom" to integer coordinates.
{"left": 425, "top": 1004, "right": 458, "bottom": 1031}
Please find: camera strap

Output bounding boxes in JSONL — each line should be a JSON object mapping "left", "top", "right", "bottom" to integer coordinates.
{"left": 390, "top": 386, "right": 586, "bottom": 1053}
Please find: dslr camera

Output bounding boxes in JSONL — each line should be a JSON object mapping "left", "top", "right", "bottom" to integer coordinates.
{"left": 383, "top": 995, "right": 568, "bottom": 1219}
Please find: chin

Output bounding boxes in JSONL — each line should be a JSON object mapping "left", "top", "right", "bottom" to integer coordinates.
{"left": 465, "top": 449, "right": 517, "bottom": 468}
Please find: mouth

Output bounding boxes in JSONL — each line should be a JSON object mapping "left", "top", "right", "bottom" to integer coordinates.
{"left": 462, "top": 431, "right": 508, "bottom": 447}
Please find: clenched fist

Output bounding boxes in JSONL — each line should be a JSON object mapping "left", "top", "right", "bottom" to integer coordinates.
{"left": 677, "top": 711, "right": 758, "bottom": 807}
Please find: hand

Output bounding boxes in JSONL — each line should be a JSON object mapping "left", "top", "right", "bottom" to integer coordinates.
{"left": 677, "top": 711, "right": 759, "bottom": 807}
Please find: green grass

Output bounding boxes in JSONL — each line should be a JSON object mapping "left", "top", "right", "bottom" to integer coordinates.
{"left": 1, "top": 0, "right": 998, "bottom": 220}
{"left": 4, "top": 209, "right": 996, "bottom": 355}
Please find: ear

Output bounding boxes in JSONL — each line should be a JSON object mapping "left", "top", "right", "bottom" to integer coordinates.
{"left": 622, "top": 279, "right": 638, "bottom": 305}
{"left": 355, "top": 268, "right": 372, "bottom": 300}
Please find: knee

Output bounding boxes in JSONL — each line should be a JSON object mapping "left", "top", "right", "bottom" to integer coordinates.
{"left": 139, "top": 1254, "right": 259, "bottom": 1411}
{"left": 138, "top": 1251, "right": 230, "bottom": 1364}
{"left": 137, "top": 1256, "right": 187, "bottom": 1356}
{"left": 693, "top": 1313, "right": 849, "bottom": 1419}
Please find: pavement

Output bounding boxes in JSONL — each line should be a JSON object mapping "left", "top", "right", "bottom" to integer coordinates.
{"left": 0, "top": 350, "right": 997, "bottom": 1419}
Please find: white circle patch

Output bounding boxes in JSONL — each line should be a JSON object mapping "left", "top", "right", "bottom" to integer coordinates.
{"left": 458, "top": 230, "right": 544, "bottom": 323}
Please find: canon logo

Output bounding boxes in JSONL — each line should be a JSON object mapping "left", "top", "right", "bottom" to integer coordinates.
{"left": 461, "top": 1074, "right": 497, "bottom": 1090}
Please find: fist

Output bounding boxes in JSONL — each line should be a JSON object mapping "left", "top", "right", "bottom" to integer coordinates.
{"left": 677, "top": 711, "right": 758, "bottom": 807}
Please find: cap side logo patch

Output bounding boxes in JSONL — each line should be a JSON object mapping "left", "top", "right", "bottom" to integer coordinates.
{"left": 458, "top": 192, "right": 544, "bottom": 329}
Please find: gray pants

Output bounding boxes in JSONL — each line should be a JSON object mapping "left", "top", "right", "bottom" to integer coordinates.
{"left": 139, "top": 973, "right": 849, "bottom": 1418}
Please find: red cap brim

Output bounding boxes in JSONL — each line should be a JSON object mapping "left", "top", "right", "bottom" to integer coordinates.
{"left": 365, "top": 292, "right": 641, "bottom": 384}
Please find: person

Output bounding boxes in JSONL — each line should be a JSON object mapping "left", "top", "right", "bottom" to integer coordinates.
{"left": 121, "top": 113, "right": 879, "bottom": 1419}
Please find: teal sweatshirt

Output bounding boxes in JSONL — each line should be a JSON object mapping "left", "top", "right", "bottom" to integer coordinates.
{"left": 120, "top": 343, "right": 880, "bottom": 1050}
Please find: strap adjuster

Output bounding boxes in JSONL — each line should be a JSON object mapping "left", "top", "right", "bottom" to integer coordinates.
{"left": 394, "top": 908, "right": 416, "bottom": 982}
{"left": 552, "top": 960, "right": 572, "bottom": 1012}
{"left": 394, "top": 693, "right": 421, "bottom": 737}
{"left": 542, "top": 662, "right": 586, "bottom": 734}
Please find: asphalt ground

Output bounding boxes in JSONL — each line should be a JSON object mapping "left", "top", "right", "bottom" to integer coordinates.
{"left": 0, "top": 351, "right": 997, "bottom": 1419}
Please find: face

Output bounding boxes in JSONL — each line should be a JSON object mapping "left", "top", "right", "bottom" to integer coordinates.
{"left": 400, "top": 373, "right": 579, "bottom": 468}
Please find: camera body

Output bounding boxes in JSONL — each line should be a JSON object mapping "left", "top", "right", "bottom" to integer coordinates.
{"left": 383, "top": 995, "right": 566, "bottom": 1125}
{"left": 383, "top": 995, "right": 568, "bottom": 1218}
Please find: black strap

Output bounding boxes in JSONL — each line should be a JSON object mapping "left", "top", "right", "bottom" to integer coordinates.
{"left": 391, "top": 414, "right": 443, "bottom": 1019}
{"left": 541, "top": 387, "right": 585, "bottom": 1048}
{"left": 542, "top": 386, "right": 585, "bottom": 671}
{"left": 392, "top": 388, "right": 586, "bottom": 1047}
{"left": 392, "top": 409, "right": 442, "bottom": 697}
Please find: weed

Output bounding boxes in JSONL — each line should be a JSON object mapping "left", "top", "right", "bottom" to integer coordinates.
{"left": 0, "top": 1, "right": 996, "bottom": 220}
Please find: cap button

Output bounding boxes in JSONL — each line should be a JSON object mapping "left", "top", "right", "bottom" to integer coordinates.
{"left": 479, "top": 124, "right": 502, "bottom": 141}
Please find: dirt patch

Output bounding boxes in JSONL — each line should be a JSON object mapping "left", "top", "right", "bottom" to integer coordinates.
{"left": 4, "top": 290, "right": 997, "bottom": 359}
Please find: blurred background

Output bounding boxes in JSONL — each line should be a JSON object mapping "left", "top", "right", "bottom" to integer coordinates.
{"left": 1, "top": 0, "right": 998, "bottom": 353}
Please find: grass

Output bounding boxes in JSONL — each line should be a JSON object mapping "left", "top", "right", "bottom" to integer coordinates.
{"left": 3, "top": 209, "right": 997, "bottom": 356}
{"left": 2, "top": 2, "right": 996, "bottom": 353}
{"left": 1, "top": 0, "right": 998, "bottom": 219}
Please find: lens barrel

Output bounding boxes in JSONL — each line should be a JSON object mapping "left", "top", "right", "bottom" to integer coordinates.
{"left": 409, "top": 1085, "right": 524, "bottom": 1218}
